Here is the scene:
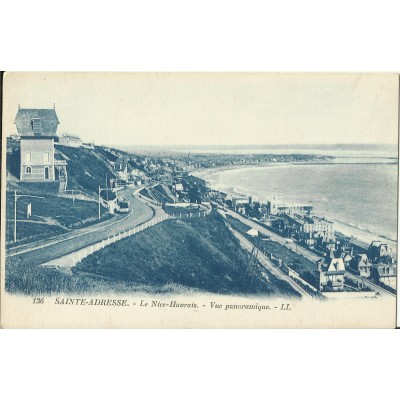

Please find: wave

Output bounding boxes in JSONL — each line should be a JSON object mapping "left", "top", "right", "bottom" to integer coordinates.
{"left": 328, "top": 216, "right": 396, "bottom": 243}
{"left": 202, "top": 163, "right": 397, "bottom": 242}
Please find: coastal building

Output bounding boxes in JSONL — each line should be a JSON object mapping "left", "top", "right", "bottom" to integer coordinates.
{"left": 339, "top": 251, "right": 353, "bottom": 268}
{"left": 349, "top": 254, "right": 372, "bottom": 277}
{"left": 368, "top": 241, "right": 392, "bottom": 262}
{"left": 311, "top": 216, "right": 335, "bottom": 243}
{"left": 15, "top": 105, "right": 67, "bottom": 183}
{"left": 232, "top": 197, "right": 248, "bottom": 206}
{"left": 58, "top": 133, "right": 82, "bottom": 147}
{"left": 237, "top": 204, "right": 246, "bottom": 214}
{"left": 266, "top": 198, "right": 313, "bottom": 216}
{"left": 225, "top": 195, "right": 248, "bottom": 210}
{"left": 129, "top": 167, "right": 146, "bottom": 180}
{"left": 371, "top": 262, "right": 397, "bottom": 289}
{"left": 174, "top": 183, "right": 184, "bottom": 193}
{"left": 282, "top": 214, "right": 335, "bottom": 246}
{"left": 114, "top": 159, "right": 129, "bottom": 181}
{"left": 316, "top": 251, "right": 346, "bottom": 291}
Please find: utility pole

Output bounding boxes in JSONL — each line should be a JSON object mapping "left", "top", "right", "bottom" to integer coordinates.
{"left": 106, "top": 173, "right": 109, "bottom": 202}
{"left": 98, "top": 185, "right": 101, "bottom": 220}
{"left": 14, "top": 190, "right": 17, "bottom": 242}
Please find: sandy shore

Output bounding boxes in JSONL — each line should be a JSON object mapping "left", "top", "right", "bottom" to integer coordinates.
{"left": 191, "top": 162, "right": 398, "bottom": 250}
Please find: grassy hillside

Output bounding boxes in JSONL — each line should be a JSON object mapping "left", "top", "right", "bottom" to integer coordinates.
{"left": 74, "top": 213, "right": 300, "bottom": 296}
{"left": 150, "top": 184, "right": 175, "bottom": 204}
{"left": 6, "top": 147, "right": 20, "bottom": 179}
{"left": 95, "top": 147, "right": 118, "bottom": 162}
{"left": 56, "top": 145, "right": 117, "bottom": 197}
{"left": 6, "top": 143, "right": 121, "bottom": 197}
{"left": 5, "top": 192, "right": 113, "bottom": 245}
{"left": 6, "top": 213, "right": 300, "bottom": 296}
{"left": 226, "top": 215, "right": 317, "bottom": 283}
{"left": 5, "top": 144, "right": 124, "bottom": 246}
{"left": 6, "top": 257, "right": 149, "bottom": 296}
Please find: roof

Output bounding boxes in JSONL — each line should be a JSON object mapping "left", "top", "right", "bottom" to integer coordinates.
{"left": 324, "top": 257, "right": 346, "bottom": 274}
{"left": 14, "top": 108, "right": 59, "bottom": 136}
{"left": 369, "top": 241, "right": 390, "bottom": 250}
{"left": 340, "top": 251, "right": 353, "bottom": 261}
{"left": 376, "top": 265, "right": 397, "bottom": 277}
{"left": 303, "top": 216, "right": 314, "bottom": 224}
{"left": 247, "top": 228, "right": 259, "bottom": 237}
{"left": 354, "top": 254, "right": 371, "bottom": 267}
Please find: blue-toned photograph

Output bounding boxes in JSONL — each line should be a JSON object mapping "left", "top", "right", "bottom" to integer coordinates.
{"left": 1, "top": 73, "right": 398, "bottom": 328}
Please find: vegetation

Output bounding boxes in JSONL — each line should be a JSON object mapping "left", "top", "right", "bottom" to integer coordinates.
{"left": 5, "top": 192, "right": 112, "bottom": 244}
{"left": 150, "top": 184, "right": 175, "bottom": 204}
{"left": 8, "top": 181, "right": 60, "bottom": 196}
{"left": 6, "top": 223, "right": 67, "bottom": 246}
{"left": 139, "top": 188, "right": 154, "bottom": 201}
{"left": 95, "top": 146, "right": 118, "bottom": 162}
{"left": 226, "top": 214, "right": 317, "bottom": 282}
{"left": 5, "top": 144, "right": 125, "bottom": 246}
{"left": 5, "top": 257, "right": 160, "bottom": 296}
{"left": 6, "top": 147, "right": 20, "bottom": 178}
{"left": 6, "top": 213, "right": 299, "bottom": 296}
{"left": 56, "top": 145, "right": 117, "bottom": 197}
{"left": 73, "top": 213, "right": 299, "bottom": 296}
{"left": 226, "top": 215, "right": 253, "bottom": 233}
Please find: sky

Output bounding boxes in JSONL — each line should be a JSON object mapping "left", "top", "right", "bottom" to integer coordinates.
{"left": 3, "top": 72, "right": 399, "bottom": 147}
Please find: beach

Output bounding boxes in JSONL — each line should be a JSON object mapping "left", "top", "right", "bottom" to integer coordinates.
{"left": 193, "top": 160, "right": 398, "bottom": 249}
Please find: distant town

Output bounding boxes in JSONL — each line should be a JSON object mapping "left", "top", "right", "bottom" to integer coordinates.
{"left": 5, "top": 105, "right": 397, "bottom": 299}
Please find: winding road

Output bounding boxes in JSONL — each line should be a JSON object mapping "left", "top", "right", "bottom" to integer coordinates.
{"left": 6, "top": 186, "right": 161, "bottom": 267}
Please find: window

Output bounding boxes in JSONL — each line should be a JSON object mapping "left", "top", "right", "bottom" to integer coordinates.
{"left": 25, "top": 152, "right": 31, "bottom": 163}
{"left": 43, "top": 152, "right": 50, "bottom": 163}
{"left": 44, "top": 166, "right": 49, "bottom": 180}
{"left": 25, "top": 166, "right": 32, "bottom": 174}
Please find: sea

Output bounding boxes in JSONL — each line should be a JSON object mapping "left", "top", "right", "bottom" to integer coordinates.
{"left": 192, "top": 144, "right": 398, "bottom": 245}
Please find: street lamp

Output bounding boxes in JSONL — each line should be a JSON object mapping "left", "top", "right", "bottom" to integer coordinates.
{"left": 14, "top": 190, "right": 45, "bottom": 242}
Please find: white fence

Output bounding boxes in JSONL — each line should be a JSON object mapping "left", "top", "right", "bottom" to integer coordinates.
{"left": 71, "top": 210, "right": 211, "bottom": 266}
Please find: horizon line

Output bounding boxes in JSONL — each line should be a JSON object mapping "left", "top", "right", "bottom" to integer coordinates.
{"left": 113, "top": 142, "right": 398, "bottom": 148}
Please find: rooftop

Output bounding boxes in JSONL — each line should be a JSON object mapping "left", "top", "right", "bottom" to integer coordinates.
{"left": 14, "top": 107, "right": 59, "bottom": 136}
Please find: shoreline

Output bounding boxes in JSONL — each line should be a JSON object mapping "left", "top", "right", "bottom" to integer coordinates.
{"left": 192, "top": 158, "right": 398, "bottom": 180}
{"left": 191, "top": 161, "right": 398, "bottom": 250}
